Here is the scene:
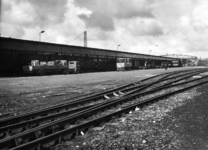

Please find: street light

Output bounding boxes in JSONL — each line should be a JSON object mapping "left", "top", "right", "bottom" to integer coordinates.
{"left": 149, "top": 50, "right": 152, "bottom": 55}
{"left": 117, "top": 44, "right": 121, "bottom": 51}
{"left": 39, "top": 30, "right": 45, "bottom": 42}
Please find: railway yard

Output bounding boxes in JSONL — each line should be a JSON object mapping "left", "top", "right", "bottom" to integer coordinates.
{"left": 1, "top": 67, "right": 208, "bottom": 150}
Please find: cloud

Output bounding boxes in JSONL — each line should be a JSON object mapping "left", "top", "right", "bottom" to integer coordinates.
{"left": 192, "top": 3, "right": 208, "bottom": 29}
{"left": 5, "top": 0, "right": 69, "bottom": 28}
{"left": 138, "top": 20, "right": 163, "bottom": 37}
{"left": 174, "top": 1, "right": 208, "bottom": 54}
{"left": 2, "top": 24, "right": 25, "bottom": 38}
{"left": 122, "top": 18, "right": 164, "bottom": 37}
{"left": 75, "top": 0, "right": 155, "bottom": 19}
{"left": 79, "top": 11, "right": 115, "bottom": 31}
{"left": 1, "top": 0, "right": 12, "bottom": 12}
{"left": 1, "top": 1, "right": 34, "bottom": 38}
{"left": 74, "top": 0, "right": 97, "bottom": 11}
{"left": 1, "top": 0, "right": 68, "bottom": 38}
{"left": 25, "top": 0, "right": 68, "bottom": 27}
{"left": 113, "top": 0, "right": 155, "bottom": 19}
{"left": 2, "top": 0, "right": 208, "bottom": 58}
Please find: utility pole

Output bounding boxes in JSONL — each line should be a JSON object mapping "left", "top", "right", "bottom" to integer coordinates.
{"left": 0, "top": 0, "right": 2, "bottom": 37}
{"left": 84, "top": 31, "right": 87, "bottom": 47}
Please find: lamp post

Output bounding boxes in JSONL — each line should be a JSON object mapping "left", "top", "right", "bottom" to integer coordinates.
{"left": 149, "top": 50, "right": 152, "bottom": 55}
{"left": 39, "top": 30, "right": 45, "bottom": 42}
{"left": 117, "top": 44, "right": 121, "bottom": 51}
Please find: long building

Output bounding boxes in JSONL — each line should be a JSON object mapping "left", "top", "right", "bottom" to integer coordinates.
{"left": 0, "top": 37, "right": 178, "bottom": 74}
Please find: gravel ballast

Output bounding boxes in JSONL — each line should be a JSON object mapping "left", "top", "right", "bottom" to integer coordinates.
{"left": 56, "top": 83, "right": 208, "bottom": 150}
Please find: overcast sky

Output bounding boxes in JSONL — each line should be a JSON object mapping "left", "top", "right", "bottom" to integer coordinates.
{"left": 1, "top": 0, "right": 208, "bottom": 58}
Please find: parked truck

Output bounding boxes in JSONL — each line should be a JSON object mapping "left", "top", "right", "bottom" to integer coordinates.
{"left": 23, "top": 60, "right": 80, "bottom": 75}
{"left": 116, "top": 58, "right": 132, "bottom": 71}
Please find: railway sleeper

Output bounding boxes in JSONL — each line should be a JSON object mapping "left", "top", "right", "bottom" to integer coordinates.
{"left": 35, "top": 130, "right": 44, "bottom": 139}
{"left": 0, "top": 129, "right": 10, "bottom": 139}
{"left": 53, "top": 135, "right": 63, "bottom": 147}
{"left": 15, "top": 137, "right": 23, "bottom": 146}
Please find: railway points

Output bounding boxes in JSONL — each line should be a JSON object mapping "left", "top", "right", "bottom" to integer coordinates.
{"left": 0, "top": 67, "right": 208, "bottom": 149}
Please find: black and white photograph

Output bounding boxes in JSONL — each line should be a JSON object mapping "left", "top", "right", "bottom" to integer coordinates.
{"left": 1, "top": 0, "right": 208, "bottom": 149}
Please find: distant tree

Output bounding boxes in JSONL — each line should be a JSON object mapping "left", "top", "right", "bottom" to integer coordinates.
{"left": 197, "top": 58, "right": 208, "bottom": 66}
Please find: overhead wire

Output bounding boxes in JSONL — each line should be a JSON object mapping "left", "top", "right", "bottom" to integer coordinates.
{"left": 68, "top": 31, "right": 84, "bottom": 45}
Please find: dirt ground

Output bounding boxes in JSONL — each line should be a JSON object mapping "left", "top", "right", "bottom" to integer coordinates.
{"left": 0, "top": 67, "right": 198, "bottom": 116}
{"left": 1, "top": 66, "right": 208, "bottom": 150}
{"left": 0, "top": 67, "right": 202, "bottom": 93}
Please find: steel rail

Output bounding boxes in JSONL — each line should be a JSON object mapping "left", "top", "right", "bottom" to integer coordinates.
{"left": 0, "top": 75, "right": 159, "bottom": 126}
{"left": 125, "top": 69, "right": 207, "bottom": 96}
{"left": 0, "top": 70, "right": 186, "bottom": 127}
{"left": 121, "top": 69, "right": 206, "bottom": 94}
{"left": 9, "top": 77, "right": 208, "bottom": 150}
{"left": 0, "top": 69, "right": 203, "bottom": 138}
{"left": 0, "top": 69, "right": 206, "bottom": 138}
{"left": 0, "top": 70, "right": 207, "bottom": 149}
{"left": 0, "top": 72, "right": 174, "bottom": 138}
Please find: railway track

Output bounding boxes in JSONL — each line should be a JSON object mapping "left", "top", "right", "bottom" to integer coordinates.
{"left": 0, "top": 69, "right": 203, "bottom": 134}
{"left": 0, "top": 69, "right": 189, "bottom": 127}
{"left": 0, "top": 69, "right": 201, "bottom": 124}
{"left": 0, "top": 68, "right": 208, "bottom": 149}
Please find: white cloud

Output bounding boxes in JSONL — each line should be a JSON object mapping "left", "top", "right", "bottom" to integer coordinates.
{"left": 180, "top": 16, "right": 190, "bottom": 26}
{"left": 79, "top": 11, "right": 115, "bottom": 31}
{"left": 1, "top": 0, "right": 208, "bottom": 58}
{"left": 125, "top": 18, "right": 164, "bottom": 37}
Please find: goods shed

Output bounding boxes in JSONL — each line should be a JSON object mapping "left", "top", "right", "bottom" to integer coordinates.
{"left": 0, "top": 37, "right": 178, "bottom": 74}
